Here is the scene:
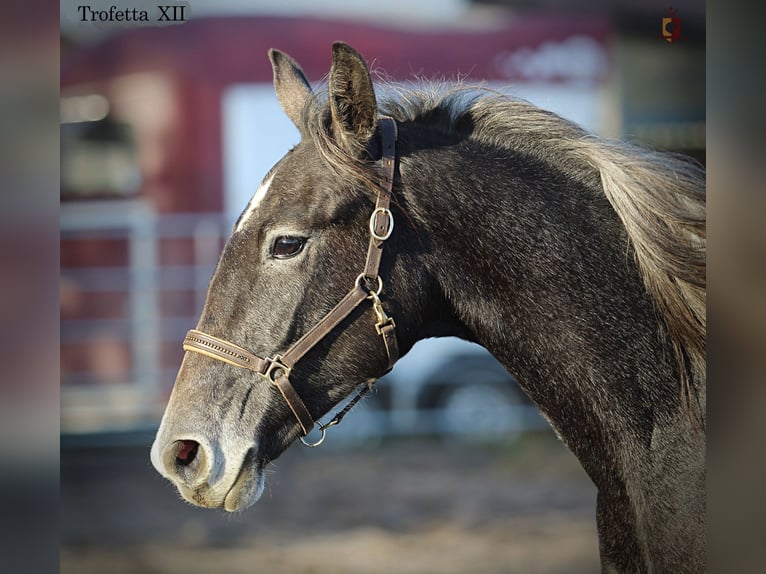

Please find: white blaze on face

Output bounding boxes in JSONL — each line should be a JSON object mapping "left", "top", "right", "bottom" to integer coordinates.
{"left": 235, "top": 172, "right": 275, "bottom": 233}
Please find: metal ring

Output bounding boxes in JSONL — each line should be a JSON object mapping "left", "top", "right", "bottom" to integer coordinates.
{"left": 355, "top": 273, "right": 383, "bottom": 296}
{"left": 369, "top": 207, "right": 394, "bottom": 241}
{"left": 300, "top": 426, "right": 326, "bottom": 448}
{"left": 265, "top": 355, "right": 291, "bottom": 384}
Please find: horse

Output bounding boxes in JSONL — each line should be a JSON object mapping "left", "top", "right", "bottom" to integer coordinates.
{"left": 151, "top": 43, "right": 705, "bottom": 573}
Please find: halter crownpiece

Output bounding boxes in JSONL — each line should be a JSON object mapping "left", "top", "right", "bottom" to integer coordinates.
{"left": 182, "top": 116, "right": 400, "bottom": 447}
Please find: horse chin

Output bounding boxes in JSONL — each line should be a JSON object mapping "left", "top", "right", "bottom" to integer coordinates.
{"left": 222, "top": 457, "right": 266, "bottom": 512}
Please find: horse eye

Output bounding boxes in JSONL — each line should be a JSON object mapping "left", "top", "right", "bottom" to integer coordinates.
{"left": 272, "top": 236, "right": 305, "bottom": 259}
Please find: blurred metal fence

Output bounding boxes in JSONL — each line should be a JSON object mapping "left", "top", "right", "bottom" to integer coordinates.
{"left": 61, "top": 199, "right": 225, "bottom": 434}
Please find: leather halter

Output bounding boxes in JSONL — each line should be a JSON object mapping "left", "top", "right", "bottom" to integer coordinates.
{"left": 182, "top": 117, "right": 400, "bottom": 446}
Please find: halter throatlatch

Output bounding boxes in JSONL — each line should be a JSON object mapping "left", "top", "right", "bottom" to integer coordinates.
{"left": 182, "top": 117, "right": 400, "bottom": 447}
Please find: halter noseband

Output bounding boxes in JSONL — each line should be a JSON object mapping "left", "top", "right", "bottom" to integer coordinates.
{"left": 182, "top": 117, "right": 400, "bottom": 447}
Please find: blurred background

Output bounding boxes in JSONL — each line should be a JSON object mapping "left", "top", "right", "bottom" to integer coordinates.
{"left": 60, "top": 1, "right": 704, "bottom": 573}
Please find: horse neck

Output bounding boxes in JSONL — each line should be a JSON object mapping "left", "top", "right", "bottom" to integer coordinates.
{"left": 399, "top": 133, "right": 684, "bottom": 479}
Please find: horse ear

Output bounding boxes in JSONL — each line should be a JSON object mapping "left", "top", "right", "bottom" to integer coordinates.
{"left": 269, "top": 49, "right": 312, "bottom": 129}
{"left": 328, "top": 42, "right": 378, "bottom": 153}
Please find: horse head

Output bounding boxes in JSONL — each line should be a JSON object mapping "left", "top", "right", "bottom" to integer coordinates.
{"left": 150, "top": 44, "right": 432, "bottom": 511}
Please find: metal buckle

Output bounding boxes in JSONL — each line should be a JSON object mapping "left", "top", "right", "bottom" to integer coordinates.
{"left": 265, "top": 355, "right": 291, "bottom": 383}
{"left": 369, "top": 207, "right": 394, "bottom": 241}
{"left": 368, "top": 290, "right": 396, "bottom": 335}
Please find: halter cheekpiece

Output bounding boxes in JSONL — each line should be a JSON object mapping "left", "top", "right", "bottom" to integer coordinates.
{"left": 182, "top": 117, "right": 400, "bottom": 447}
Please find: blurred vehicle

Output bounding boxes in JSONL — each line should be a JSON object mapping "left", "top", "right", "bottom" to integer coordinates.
{"left": 323, "top": 337, "right": 549, "bottom": 448}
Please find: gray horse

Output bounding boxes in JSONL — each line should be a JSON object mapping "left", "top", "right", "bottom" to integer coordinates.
{"left": 152, "top": 43, "right": 705, "bottom": 573}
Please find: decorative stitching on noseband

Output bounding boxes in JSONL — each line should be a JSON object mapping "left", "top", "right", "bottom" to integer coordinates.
{"left": 184, "top": 334, "right": 252, "bottom": 364}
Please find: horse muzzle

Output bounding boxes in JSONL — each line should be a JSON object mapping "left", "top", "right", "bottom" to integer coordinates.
{"left": 150, "top": 434, "right": 266, "bottom": 512}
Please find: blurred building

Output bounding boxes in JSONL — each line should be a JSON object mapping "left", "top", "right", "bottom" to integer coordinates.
{"left": 60, "top": 0, "right": 704, "bottom": 437}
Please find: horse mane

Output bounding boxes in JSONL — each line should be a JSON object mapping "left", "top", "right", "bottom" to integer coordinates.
{"left": 300, "top": 82, "right": 706, "bottom": 425}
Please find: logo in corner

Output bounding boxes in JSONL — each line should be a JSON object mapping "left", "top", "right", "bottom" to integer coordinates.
{"left": 660, "top": 8, "right": 684, "bottom": 43}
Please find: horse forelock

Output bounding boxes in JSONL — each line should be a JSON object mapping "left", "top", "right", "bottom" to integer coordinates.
{"left": 297, "top": 81, "right": 706, "bottom": 424}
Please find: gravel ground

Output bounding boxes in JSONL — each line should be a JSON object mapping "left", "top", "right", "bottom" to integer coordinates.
{"left": 61, "top": 433, "right": 600, "bottom": 574}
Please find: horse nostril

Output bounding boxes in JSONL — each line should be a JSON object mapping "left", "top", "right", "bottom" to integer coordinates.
{"left": 155, "top": 437, "right": 212, "bottom": 489}
{"left": 174, "top": 439, "right": 200, "bottom": 467}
